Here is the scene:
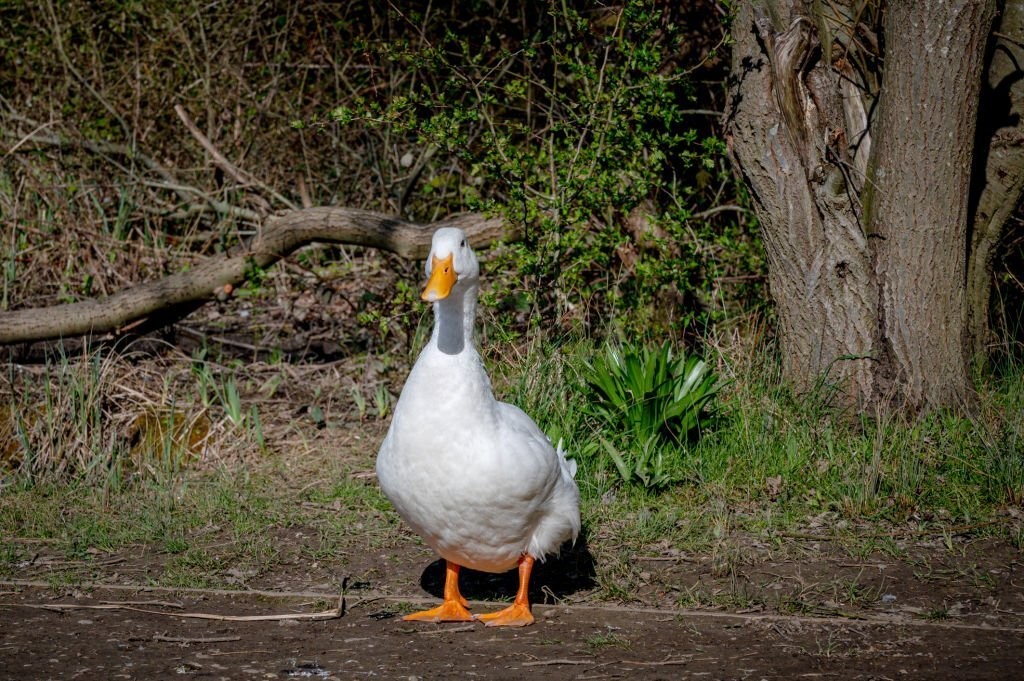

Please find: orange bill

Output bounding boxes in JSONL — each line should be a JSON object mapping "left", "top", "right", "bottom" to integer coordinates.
{"left": 421, "top": 253, "right": 457, "bottom": 302}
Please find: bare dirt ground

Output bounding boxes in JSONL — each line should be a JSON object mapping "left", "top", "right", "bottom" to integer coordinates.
{"left": 2, "top": 526, "right": 1022, "bottom": 680}
{"left": 0, "top": 585, "right": 1019, "bottom": 679}
{"left": 2, "top": 584, "right": 1022, "bottom": 681}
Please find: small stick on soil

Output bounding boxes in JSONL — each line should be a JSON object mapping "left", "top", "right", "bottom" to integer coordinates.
{"left": 0, "top": 580, "right": 368, "bottom": 602}
{"left": 837, "top": 563, "right": 890, "bottom": 569}
{"left": 101, "top": 600, "right": 184, "bottom": 609}
{"left": 28, "top": 556, "right": 127, "bottom": 568}
{"left": 10, "top": 596, "right": 344, "bottom": 622}
{"left": 297, "top": 478, "right": 329, "bottom": 495}
{"left": 152, "top": 634, "right": 242, "bottom": 644}
{"left": 207, "top": 649, "right": 274, "bottom": 656}
{"left": 619, "top": 655, "right": 694, "bottom": 666}
{"left": 522, "top": 659, "right": 595, "bottom": 667}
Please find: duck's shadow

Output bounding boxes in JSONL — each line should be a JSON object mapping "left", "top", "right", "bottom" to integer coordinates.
{"left": 418, "top": 533, "right": 597, "bottom": 603}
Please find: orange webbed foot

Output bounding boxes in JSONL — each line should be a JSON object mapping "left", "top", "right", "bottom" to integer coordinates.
{"left": 403, "top": 560, "right": 473, "bottom": 623}
{"left": 474, "top": 553, "right": 536, "bottom": 627}
{"left": 403, "top": 599, "right": 473, "bottom": 623}
{"left": 474, "top": 602, "right": 534, "bottom": 627}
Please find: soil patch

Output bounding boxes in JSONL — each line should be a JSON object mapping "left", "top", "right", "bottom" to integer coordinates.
{"left": 1, "top": 584, "right": 1022, "bottom": 680}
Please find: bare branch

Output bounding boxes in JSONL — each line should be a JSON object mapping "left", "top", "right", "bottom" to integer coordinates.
{"left": 0, "top": 209, "right": 515, "bottom": 345}
{"left": 3, "top": 122, "right": 266, "bottom": 222}
{"left": 174, "top": 104, "right": 298, "bottom": 212}
{"left": 3, "top": 120, "right": 194, "bottom": 206}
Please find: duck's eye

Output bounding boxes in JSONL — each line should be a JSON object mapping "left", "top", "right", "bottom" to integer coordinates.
{"left": 460, "top": 239, "right": 466, "bottom": 248}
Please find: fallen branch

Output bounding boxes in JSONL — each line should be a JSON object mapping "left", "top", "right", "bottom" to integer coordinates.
{"left": 0, "top": 209, "right": 513, "bottom": 345}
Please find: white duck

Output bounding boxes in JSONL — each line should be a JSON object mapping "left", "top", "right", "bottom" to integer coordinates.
{"left": 376, "top": 227, "right": 581, "bottom": 627}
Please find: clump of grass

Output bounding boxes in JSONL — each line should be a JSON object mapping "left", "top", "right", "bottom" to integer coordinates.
{"left": 597, "top": 435, "right": 676, "bottom": 490}
{"left": 585, "top": 631, "right": 631, "bottom": 649}
{"left": 1, "top": 350, "right": 136, "bottom": 485}
{"left": 575, "top": 341, "right": 718, "bottom": 490}
{"left": 584, "top": 342, "right": 719, "bottom": 445}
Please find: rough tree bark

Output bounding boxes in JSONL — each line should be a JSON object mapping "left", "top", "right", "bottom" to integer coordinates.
{"left": 863, "top": 1, "right": 992, "bottom": 408}
{"left": 0, "top": 210, "right": 509, "bottom": 346}
{"left": 968, "top": 0, "right": 1024, "bottom": 358}
{"left": 728, "top": 0, "right": 1021, "bottom": 413}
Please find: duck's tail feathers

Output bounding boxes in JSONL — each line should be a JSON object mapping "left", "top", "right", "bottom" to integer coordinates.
{"left": 556, "top": 438, "right": 578, "bottom": 479}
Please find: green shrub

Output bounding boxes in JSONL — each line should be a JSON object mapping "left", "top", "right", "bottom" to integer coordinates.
{"left": 580, "top": 341, "right": 717, "bottom": 490}
{"left": 320, "top": 0, "right": 761, "bottom": 337}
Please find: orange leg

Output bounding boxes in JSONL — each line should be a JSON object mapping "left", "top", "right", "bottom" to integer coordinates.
{"left": 403, "top": 560, "right": 473, "bottom": 623}
{"left": 475, "top": 554, "right": 535, "bottom": 627}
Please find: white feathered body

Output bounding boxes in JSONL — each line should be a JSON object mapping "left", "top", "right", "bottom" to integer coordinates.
{"left": 376, "top": 321, "right": 580, "bottom": 574}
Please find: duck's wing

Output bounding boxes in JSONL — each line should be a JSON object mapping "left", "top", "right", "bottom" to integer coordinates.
{"left": 495, "top": 401, "right": 577, "bottom": 483}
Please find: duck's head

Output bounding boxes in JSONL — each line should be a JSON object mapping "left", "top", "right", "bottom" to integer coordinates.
{"left": 421, "top": 227, "right": 479, "bottom": 302}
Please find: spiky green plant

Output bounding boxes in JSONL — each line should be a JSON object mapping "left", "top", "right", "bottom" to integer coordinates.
{"left": 599, "top": 435, "right": 673, "bottom": 490}
{"left": 584, "top": 342, "right": 718, "bottom": 446}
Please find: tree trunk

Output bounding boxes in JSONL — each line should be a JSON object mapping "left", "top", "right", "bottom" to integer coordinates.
{"left": 728, "top": 2, "right": 879, "bottom": 406}
{"left": 862, "top": 0, "right": 992, "bottom": 409}
{"left": 967, "top": 0, "right": 1024, "bottom": 361}
{"left": 728, "top": 0, "right": 1004, "bottom": 413}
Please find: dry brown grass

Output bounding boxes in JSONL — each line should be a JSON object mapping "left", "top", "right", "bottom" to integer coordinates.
{"left": 1, "top": 345, "right": 213, "bottom": 481}
{"left": 0, "top": 334, "right": 399, "bottom": 482}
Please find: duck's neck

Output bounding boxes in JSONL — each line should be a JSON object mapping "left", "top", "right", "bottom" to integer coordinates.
{"left": 431, "top": 285, "right": 478, "bottom": 355}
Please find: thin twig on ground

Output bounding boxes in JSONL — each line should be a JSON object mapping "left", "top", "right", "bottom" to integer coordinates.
{"left": 619, "top": 655, "right": 694, "bottom": 666}
{"left": 9, "top": 597, "right": 344, "bottom": 622}
{"left": 151, "top": 634, "right": 243, "bottom": 643}
{"left": 414, "top": 624, "right": 476, "bottom": 634}
{"left": 100, "top": 600, "right": 184, "bottom": 609}
{"left": 522, "top": 659, "right": 595, "bottom": 667}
